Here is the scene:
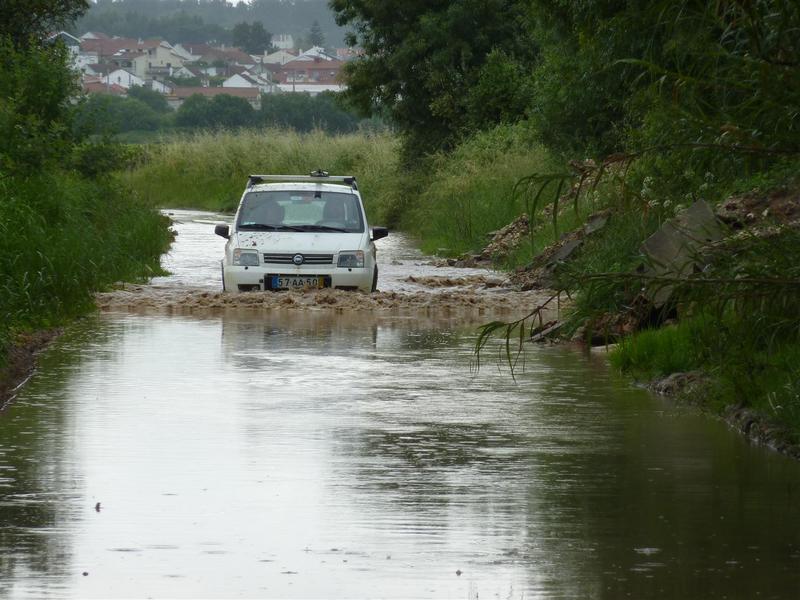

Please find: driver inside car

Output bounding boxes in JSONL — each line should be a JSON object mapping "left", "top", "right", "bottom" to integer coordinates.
{"left": 252, "top": 199, "right": 285, "bottom": 225}
{"left": 319, "top": 197, "right": 346, "bottom": 225}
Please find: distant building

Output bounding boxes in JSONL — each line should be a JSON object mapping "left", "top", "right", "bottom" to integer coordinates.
{"left": 80, "top": 37, "right": 185, "bottom": 81}
{"left": 150, "top": 80, "right": 173, "bottom": 95}
{"left": 105, "top": 69, "right": 144, "bottom": 89}
{"left": 84, "top": 63, "right": 114, "bottom": 77}
{"left": 223, "top": 71, "right": 275, "bottom": 94}
{"left": 80, "top": 32, "right": 109, "bottom": 41}
{"left": 82, "top": 81, "right": 127, "bottom": 96}
{"left": 276, "top": 47, "right": 345, "bottom": 92}
{"left": 336, "top": 47, "right": 362, "bottom": 62}
{"left": 262, "top": 49, "right": 297, "bottom": 66}
{"left": 272, "top": 34, "right": 294, "bottom": 50}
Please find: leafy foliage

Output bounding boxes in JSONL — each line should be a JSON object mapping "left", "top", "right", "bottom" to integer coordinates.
{"left": 0, "top": 0, "right": 88, "bottom": 46}
{"left": 0, "top": 23, "right": 170, "bottom": 368}
{"left": 232, "top": 20, "right": 272, "bottom": 55}
{"left": 72, "top": 93, "right": 162, "bottom": 136}
{"left": 258, "top": 92, "right": 360, "bottom": 133}
{"left": 0, "top": 37, "right": 78, "bottom": 173}
{"left": 127, "top": 85, "right": 171, "bottom": 114}
{"left": 174, "top": 94, "right": 255, "bottom": 129}
{"left": 309, "top": 20, "right": 325, "bottom": 47}
{"left": 331, "top": 0, "right": 536, "bottom": 160}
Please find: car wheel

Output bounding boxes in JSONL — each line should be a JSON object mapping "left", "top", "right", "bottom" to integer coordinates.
{"left": 371, "top": 265, "right": 378, "bottom": 293}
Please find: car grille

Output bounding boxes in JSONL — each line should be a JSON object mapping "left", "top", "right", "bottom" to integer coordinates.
{"left": 262, "top": 253, "right": 334, "bottom": 265}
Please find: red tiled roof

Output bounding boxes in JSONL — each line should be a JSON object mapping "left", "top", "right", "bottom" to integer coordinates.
{"left": 182, "top": 43, "right": 214, "bottom": 56}
{"left": 83, "top": 81, "right": 127, "bottom": 96}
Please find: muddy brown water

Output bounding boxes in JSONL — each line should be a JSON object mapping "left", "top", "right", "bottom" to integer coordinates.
{"left": 1, "top": 211, "right": 800, "bottom": 598}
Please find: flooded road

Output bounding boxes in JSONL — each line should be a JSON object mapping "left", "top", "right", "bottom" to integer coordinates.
{"left": 2, "top": 212, "right": 800, "bottom": 598}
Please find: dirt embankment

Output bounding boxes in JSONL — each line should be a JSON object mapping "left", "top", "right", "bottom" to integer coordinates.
{"left": 648, "top": 371, "right": 800, "bottom": 460}
{"left": 0, "top": 329, "right": 62, "bottom": 411}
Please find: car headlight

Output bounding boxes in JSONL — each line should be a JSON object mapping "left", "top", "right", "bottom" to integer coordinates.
{"left": 233, "top": 248, "right": 259, "bottom": 266}
{"left": 337, "top": 250, "right": 365, "bottom": 268}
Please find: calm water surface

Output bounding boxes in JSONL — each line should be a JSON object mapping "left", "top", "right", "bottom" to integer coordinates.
{"left": 1, "top": 213, "right": 799, "bottom": 599}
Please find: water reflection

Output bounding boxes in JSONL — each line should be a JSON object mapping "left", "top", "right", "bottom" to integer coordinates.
{"left": 1, "top": 312, "right": 800, "bottom": 598}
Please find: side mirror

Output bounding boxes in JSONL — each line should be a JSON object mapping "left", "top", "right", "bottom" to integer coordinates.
{"left": 214, "top": 223, "right": 230, "bottom": 239}
{"left": 371, "top": 226, "right": 388, "bottom": 241}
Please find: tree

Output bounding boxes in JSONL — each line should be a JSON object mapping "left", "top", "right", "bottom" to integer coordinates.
{"left": 0, "top": 37, "right": 77, "bottom": 172}
{"left": 309, "top": 20, "right": 325, "bottom": 47}
{"left": 258, "top": 91, "right": 360, "bottom": 133}
{"left": 126, "top": 85, "right": 170, "bottom": 114}
{"left": 330, "top": 0, "right": 536, "bottom": 161}
{"left": 72, "top": 94, "right": 162, "bottom": 135}
{"left": 175, "top": 93, "right": 255, "bottom": 129}
{"left": 174, "top": 94, "right": 213, "bottom": 128}
{"left": 248, "top": 21, "right": 272, "bottom": 54}
{"left": 0, "top": 0, "right": 89, "bottom": 46}
{"left": 208, "top": 94, "right": 255, "bottom": 128}
{"left": 232, "top": 20, "right": 272, "bottom": 55}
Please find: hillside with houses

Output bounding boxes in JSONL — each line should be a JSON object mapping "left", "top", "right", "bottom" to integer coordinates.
{"left": 52, "top": 29, "right": 356, "bottom": 112}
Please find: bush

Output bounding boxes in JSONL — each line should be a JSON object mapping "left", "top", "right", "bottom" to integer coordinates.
{"left": 404, "top": 122, "right": 556, "bottom": 259}
{"left": 175, "top": 93, "right": 256, "bottom": 129}
{"left": 258, "top": 92, "right": 361, "bottom": 134}
{"left": 0, "top": 171, "right": 171, "bottom": 361}
{"left": 126, "top": 85, "right": 171, "bottom": 113}
{"left": 72, "top": 93, "right": 162, "bottom": 135}
{"left": 0, "top": 36, "right": 77, "bottom": 173}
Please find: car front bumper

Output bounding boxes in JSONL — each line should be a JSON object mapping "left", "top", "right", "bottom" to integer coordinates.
{"left": 222, "top": 264, "right": 373, "bottom": 292}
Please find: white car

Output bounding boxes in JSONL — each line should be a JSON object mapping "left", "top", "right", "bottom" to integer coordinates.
{"left": 214, "top": 171, "right": 388, "bottom": 292}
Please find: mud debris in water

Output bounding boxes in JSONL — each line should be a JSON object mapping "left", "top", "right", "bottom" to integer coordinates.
{"left": 95, "top": 284, "right": 557, "bottom": 322}
{"left": 402, "top": 275, "right": 507, "bottom": 288}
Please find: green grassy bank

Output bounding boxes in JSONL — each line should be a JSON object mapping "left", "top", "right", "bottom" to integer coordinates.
{"left": 0, "top": 171, "right": 172, "bottom": 368}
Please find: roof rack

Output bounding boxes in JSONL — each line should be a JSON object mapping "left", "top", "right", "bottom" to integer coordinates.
{"left": 248, "top": 170, "right": 358, "bottom": 190}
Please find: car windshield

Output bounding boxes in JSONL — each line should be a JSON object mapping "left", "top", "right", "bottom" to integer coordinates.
{"left": 237, "top": 190, "right": 364, "bottom": 233}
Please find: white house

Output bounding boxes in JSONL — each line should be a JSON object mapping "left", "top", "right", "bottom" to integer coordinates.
{"left": 150, "top": 79, "right": 173, "bottom": 94}
{"left": 80, "top": 32, "right": 109, "bottom": 41}
{"left": 111, "top": 41, "right": 184, "bottom": 79}
{"left": 73, "top": 52, "right": 98, "bottom": 73}
{"left": 262, "top": 49, "right": 297, "bottom": 66}
{"left": 297, "top": 46, "right": 338, "bottom": 62}
{"left": 105, "top": 69, "right": 144, "bottom": 89}
{"left": 223, "top": 72, "right": 275, "bottom": 94}
{"left": 170, "top": 44, "right": 194, "bottom": 63}
{"left": 171, "top": 65, "right": 197, "bottom": 79}
{"left": 272, "top": 34, "right": 294, "bottom": 50}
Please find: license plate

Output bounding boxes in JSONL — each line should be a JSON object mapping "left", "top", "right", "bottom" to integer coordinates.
{"left": 271, "top": 275, "right": 324, "bottom": 290}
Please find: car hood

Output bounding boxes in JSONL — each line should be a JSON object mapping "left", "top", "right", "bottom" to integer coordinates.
{"left": 233, "top": 230, "right": 366, "bottom": 253}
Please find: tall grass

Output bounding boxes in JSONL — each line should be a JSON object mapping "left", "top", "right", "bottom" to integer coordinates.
{"left": 0, "top": 171, "right": 171, "bottom": 363}
{"left": 404, "top": 123, "right": 557, "bottom": 259}
{"left": 122, "top": 124, "right": 563, "bottom": 267}
{"left": 120, "top": 128, "right": 403, "bottom": 226}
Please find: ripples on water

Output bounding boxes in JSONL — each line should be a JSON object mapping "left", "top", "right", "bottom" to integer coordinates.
{"left": 1, "top": 213, "right": 799, "bottom": 598}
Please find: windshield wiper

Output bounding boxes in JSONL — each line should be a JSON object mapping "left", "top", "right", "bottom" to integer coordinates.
{"left": 293, "top": 224, "right": 349, "bottom": 232}
{"left": 239, "top": 223, "right": 306, "bottom": 232}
